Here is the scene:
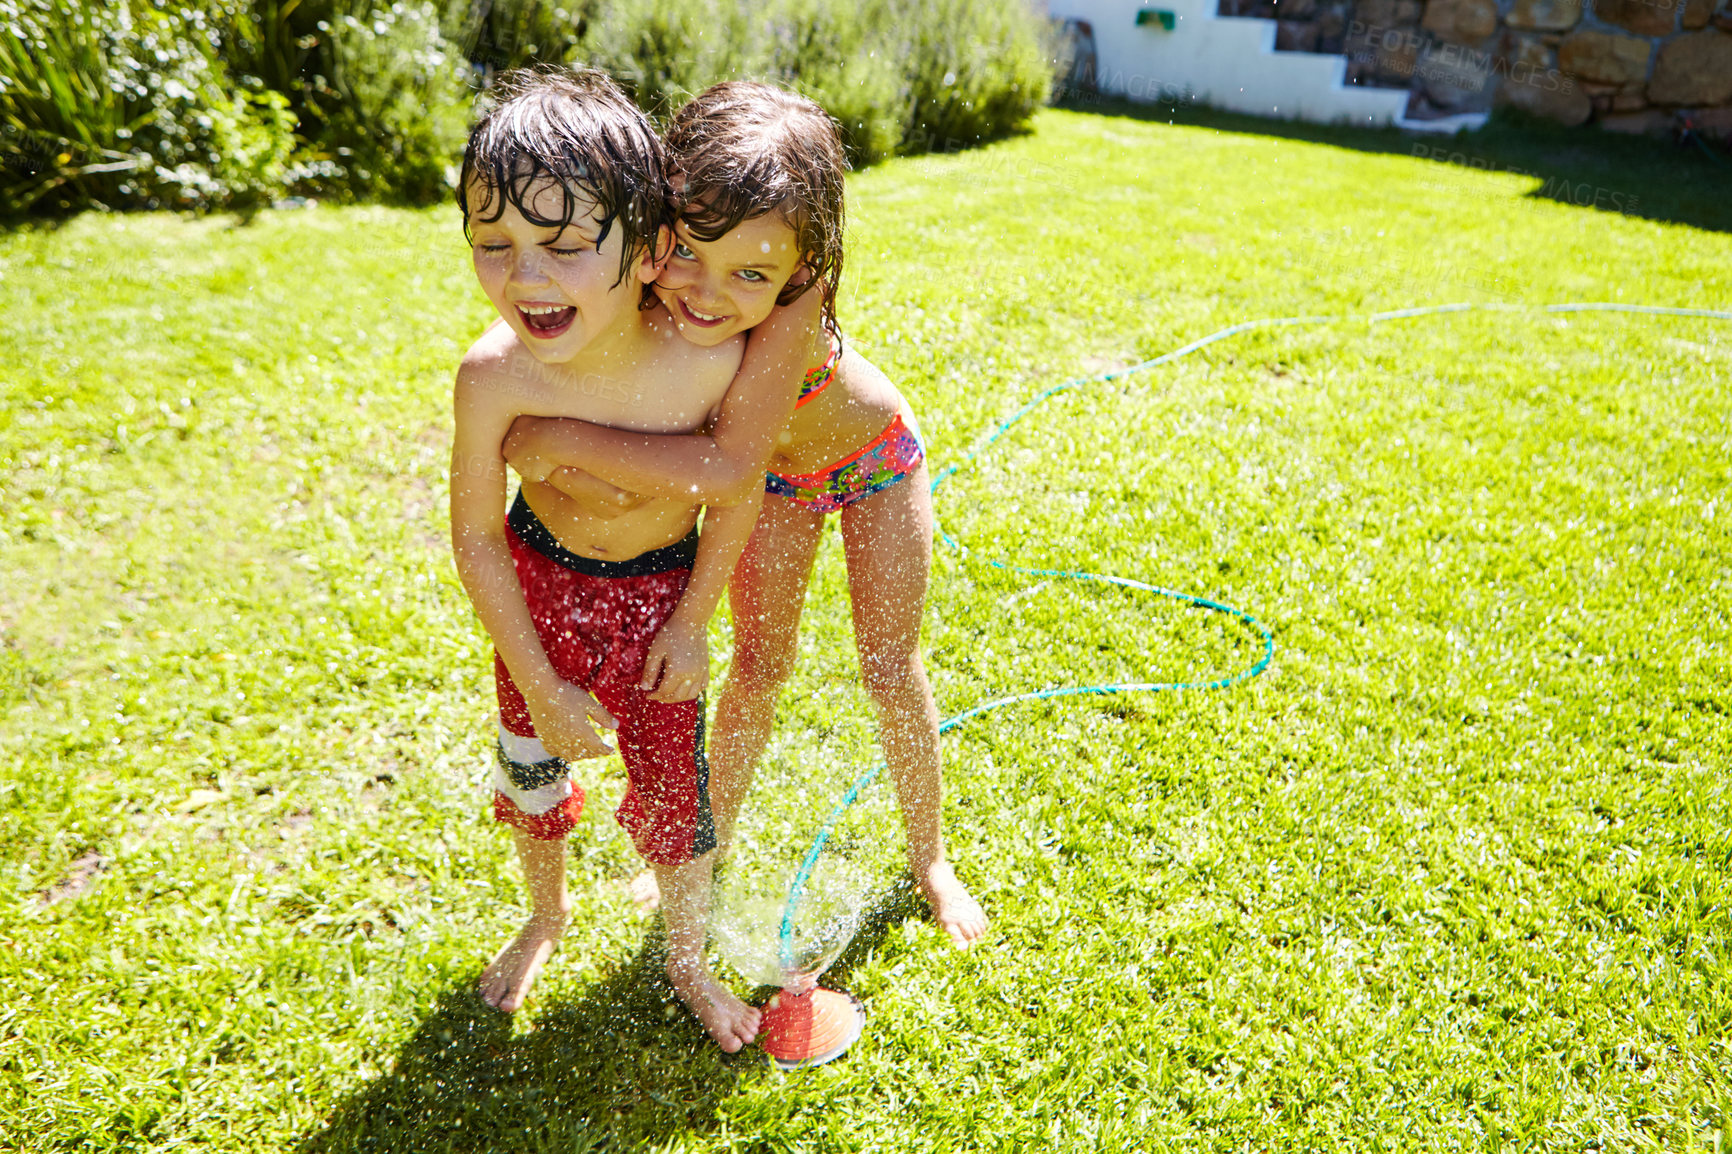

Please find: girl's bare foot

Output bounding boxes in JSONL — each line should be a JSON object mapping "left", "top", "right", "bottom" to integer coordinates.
{"left": 919, "top": 860, "right": 987, "bottom": 947}
{"left": 480, "top": 907, "right": 568, "bottom": 1012}
{"left": 667, "top": 956, "right": 760, "bottom": 1052}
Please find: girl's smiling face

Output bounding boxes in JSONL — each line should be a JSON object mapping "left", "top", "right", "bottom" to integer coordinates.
{"left": 467, "top": 176, "right": 659, "bottom": 362}
{"left": 653, "top": 211, "right": 806, "bottom": 347}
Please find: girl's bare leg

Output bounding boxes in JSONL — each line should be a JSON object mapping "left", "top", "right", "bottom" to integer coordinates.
{"left": 709, "top": 495, "right": 826, "bottom": 848}
{"left": 480, "top": 828, "right": 571, "bottom": 1011}
{"left": 840, "top": 464, "right": 986, "bottom": 947}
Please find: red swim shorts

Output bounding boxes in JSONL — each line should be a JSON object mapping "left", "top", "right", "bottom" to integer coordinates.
{"left": 490, "top": 493, "right": 716, "bottom": 867}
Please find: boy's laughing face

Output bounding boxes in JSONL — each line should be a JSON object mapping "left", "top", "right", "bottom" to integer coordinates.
{"left": 467, "top": 175, "right": 659, "bottom": 362}
{"left": 653, "top": 211, "right": 805, "bottom": 347}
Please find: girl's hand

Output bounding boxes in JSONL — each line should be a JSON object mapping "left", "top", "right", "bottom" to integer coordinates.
{"left": 641, "top": 619, "right": 708, "bottom": 702}
{"left": 525, "top": 681, "right": 618, "bottom": 760}
{"left": 502, "top": 416, "right": 555, "bottom": 483}
{"left": 547, "top": 466, "right": 653, "bottom": 519}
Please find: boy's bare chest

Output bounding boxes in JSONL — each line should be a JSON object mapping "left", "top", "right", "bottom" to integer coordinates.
{"left": 511, "top": 363, "right": 728, "bottom": 433}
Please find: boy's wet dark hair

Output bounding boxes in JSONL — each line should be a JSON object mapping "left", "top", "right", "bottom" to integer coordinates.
{"left": 666, "top": 82, "right": 848, "bottom": 337}
{"left": 458, "top": 67, "right": 672, "bottom": 294}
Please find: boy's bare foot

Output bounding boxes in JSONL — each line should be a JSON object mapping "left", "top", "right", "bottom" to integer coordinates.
{"left": 667, "top": 957, "right": 760, "bottom": 1053}
{"left": 480, "top": 908, "right": 568, "bottom": 1012}
{"left": 919, "top": 860, "right": 987, "bottom": 948}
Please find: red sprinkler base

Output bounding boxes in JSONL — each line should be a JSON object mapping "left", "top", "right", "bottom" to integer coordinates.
{"left": 756, "top": 987, "right": 866, "bottom": 1070}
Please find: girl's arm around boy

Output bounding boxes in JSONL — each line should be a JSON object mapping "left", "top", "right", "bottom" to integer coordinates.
{"left": 504, "top": 291, "right": 823, "bottom": 506}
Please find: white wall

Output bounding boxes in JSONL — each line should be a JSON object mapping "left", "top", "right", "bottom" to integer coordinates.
{"left": 1048, "top": 0, "right": 1418, "bottom": 126}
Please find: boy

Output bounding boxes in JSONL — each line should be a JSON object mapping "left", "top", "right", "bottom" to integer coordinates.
{"left": 449, "top": 69, "right": 769, "bottom": 1052}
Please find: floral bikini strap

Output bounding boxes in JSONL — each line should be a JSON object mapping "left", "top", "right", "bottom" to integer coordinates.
{"left": 794, "top": 331, "right": 843, "bottom": 409}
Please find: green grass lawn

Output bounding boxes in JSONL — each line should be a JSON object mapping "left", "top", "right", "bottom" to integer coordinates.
{"left": 2, "top": 107, "right": 1729, "bottom": 1152}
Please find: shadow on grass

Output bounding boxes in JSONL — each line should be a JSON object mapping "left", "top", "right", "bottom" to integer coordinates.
{"left": 294, "top": 881, "right": 926, "bottom": 1152}
{"left": 293, "top": 931, "right": 750, "bottom": 1154}
{"left": 1059, "top": 95, "right": 1732, "bottom": 236}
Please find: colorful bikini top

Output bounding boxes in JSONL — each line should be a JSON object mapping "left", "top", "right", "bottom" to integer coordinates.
{"left": 794, "top": 332, "right": 843, "bottom": 408}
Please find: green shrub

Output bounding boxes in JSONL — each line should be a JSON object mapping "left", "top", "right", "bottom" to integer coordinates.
{"left": 573, "top": 0, "right": 905, "bottom": 164}
{"left": 0, "top": 0, "right": 297, "bottom": 215}
{"left": 312, "top": 1, "right": 471, "bottom": 203}
{"left": 574, "top": 0, "right": 1046, "bottom": 164}
{"left": 2, "top": 0, "right": 1049, "bottom": 218}
{"left": 882, "top": 0, "right": 1053, "bottom": 155}
{"left": 0, "top": 0, "right": 471, "bottom": 215}
{"left": 579, "top": 0, "right": 759, "bottom": 121}
{"left": 218, "top": 0, "right": 472, "bottom": 204}
{"left": 454, "top": 0, "right": 598, "bottom": 75}
{"left": 756, "top": 0, "right": 905, "bottom": 166}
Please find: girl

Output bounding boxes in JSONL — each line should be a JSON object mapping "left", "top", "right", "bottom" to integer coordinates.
{"left": 504, "top": 81, "right": 985, "bottom": 947}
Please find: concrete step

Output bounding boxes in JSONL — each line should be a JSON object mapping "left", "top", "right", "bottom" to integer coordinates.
{"left": 1396, "top": 111, "right": 1491, "bottom": 133}
{"left": 1050, "top": 0, "right": 1486, "bottom": 132}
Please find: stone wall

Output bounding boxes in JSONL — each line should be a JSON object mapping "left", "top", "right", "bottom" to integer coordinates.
{"left": 1217, "top": 0, "right": 1732, "bottom": 133}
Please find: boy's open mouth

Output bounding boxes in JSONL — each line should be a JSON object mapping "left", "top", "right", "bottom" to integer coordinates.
{"left": 517, "top": 303, "right": 576, "bottom": 337}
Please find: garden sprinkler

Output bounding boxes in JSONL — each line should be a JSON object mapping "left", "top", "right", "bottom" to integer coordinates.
{"left": 713, "top": 861, "right": 869, "bottom": 1070}
{"left": 755, "top": 972, "right": 866, "bottom": 1071}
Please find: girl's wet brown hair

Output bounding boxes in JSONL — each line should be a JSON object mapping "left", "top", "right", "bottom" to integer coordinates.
{"left": 458, "top": 67, "right": 672, "bottom": 297}
{"left": 665, "top": 82, "right": 847, "bottom": 337}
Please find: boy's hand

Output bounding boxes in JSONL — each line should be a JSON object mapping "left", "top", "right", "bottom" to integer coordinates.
{"left": 502, "top": 416, "right": 556, "bottom": 483}
{"left": 526, "top": 681, "right": 619, "bottom": 760}
{"left": 641, "top": 619, "right": 708, "bottom": 702}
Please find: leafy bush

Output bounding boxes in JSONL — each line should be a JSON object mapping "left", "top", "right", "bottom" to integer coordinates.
{"left": 455, "top": 0, "right": 599, "bottom": 76}
{"left": 218, "top": 0, "right": 472, "bottom": 203}
{"left": 1, "top": 0, "right": 1050, "bottom": 218}
{"left": 882, "top": 0, "right": 1054, "bottom": 155}
{"left": 306, "top": 1, "right": 472, "bottom": 202}
{"left": 752, "top": 0, "right": 905, "bottom": 165}
{"left": 575, "top": 0, "right": 1048, "bottom": 165}
{"left": 0, "top": 0, "right": 297, "bottom": 215}
{"left": 579, "top": 0, "right": 759, "bottom": 122}
{"left": 0, "top": 0, "right": 470, "bottom": 215}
